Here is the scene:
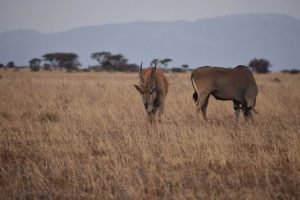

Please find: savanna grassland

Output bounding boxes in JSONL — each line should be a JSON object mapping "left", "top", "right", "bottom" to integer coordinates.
{"left": 0, "top": 69, "right": 299, "bottom": 199}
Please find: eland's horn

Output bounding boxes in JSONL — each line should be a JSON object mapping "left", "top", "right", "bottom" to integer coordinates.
{"left": 139, "top": 61, "right": 144, "bottom": 83}
{"left": 151, "top": 61, "right": 157, "bottom": 80}
{"left": 140, "top": 61, "right": 143, "bottom": 74}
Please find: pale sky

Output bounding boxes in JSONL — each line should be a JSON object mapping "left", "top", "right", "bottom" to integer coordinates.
{"left": 1, "top": 0, "right": 300, "bottom": 33}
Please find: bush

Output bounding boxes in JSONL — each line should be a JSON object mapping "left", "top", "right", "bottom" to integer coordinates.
{"left": 89, "top": 66, "right": 103, "bottom": 72}
{"left": 43, "top": 64, "right": 53, "bottom": 71}
{"left": 281, "top": 69, "right": 299, "bottom": 74}
{"left": 81, "top": 68, "right": 92, "bottom": 72}
{"left": 7, "top": 61, "right": 15, "bottom": 68}
{"left": 118, "top": 64, "right": 139, "bottom": 72}
{"left": 248, "top": 58, "right": 271, "bottom": 73}
{"left": 171, "top": 68, "right": 185, "bottom": 73}
{"left": 30, "top": 66, "right": 40, "bottom": 72}
{"left": 66, "top": 66, "right": 79, "bottom": 73}
{"left": 272, "top": 77, "right": 281, "bottom": 82}
{"left": 289, "top": 69, "right": 300, "bottom": 74}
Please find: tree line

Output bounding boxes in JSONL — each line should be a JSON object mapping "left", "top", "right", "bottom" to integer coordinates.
{"left": 0, "top": 51, "right": 190, "bottom": 72}
{"left": 0, "top": 52, "right": 185, "bottom": 72}
{"left": 1, "top": 52, "right": 297, "bottom": 74}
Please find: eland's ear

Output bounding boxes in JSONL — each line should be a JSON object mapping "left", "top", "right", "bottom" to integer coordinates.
{"left": 133, "top": 85, "right": 143, "bottom": 94}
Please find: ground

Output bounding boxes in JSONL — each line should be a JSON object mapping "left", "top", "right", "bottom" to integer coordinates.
{"left": 0, "top": 69, "right": 299, "bottom": 199}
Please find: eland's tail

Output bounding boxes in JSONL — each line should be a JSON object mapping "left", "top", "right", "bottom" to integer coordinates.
{"left": 191, "top": 72, "right": 198, "bottom": 102}
{"left": 253, "top": 96, "right": 259, "bottom": 114}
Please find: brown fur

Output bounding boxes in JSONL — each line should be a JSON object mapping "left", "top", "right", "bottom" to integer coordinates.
{"left": 134, "top": 65, "right": 168, "bottom": 124}
{"left": 191, "top": 65, "right": 258, "bottom": 121}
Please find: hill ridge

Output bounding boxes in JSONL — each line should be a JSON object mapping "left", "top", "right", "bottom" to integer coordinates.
{"left": 0, "top": 13, "right": 299, "bottom": 71}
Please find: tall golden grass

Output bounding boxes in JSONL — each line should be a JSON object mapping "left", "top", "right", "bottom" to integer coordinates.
{"left": 0, "top": 69, "right": 299, "bottom": 199}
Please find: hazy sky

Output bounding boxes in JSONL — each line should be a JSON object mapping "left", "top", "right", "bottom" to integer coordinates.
{"left": 1, "top": 0, "right": 300, "bottom": 33}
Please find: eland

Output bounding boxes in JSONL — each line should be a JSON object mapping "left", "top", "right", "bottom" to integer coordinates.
{"left": 191, "top": 65, "right": 258, "bottom": 121}
{"left": 134, "top": 62, "right": 168, "bottom": 124}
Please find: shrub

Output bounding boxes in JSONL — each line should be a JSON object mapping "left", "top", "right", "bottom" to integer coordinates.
{"left": 281, "top": 69, "right": 300, "bottom": 74}
{"left": 7, "top": 61, "right": 15, "bottom": 68}
{"left": 248, "top": 58, "right": 271, "bottom": 73}
{"left": 40, "top": 112, "right": 60, "bottom": 123}
{"left": 289, "top": 69, "right": 300, "bottom": 74}
{"left": 43, "top": 64, "right": 52, "bottom": 71}
{"left": 171, "top": 68, "right": 185, "bottom": 73}
{"left": 66, "top": 66, "right": 79, "bottom": 73}
{"left": 30, "top": 66, "right": 40, "bottom": 72}
{"left": 80, "top": 68, "right": 92, "bottom": 72}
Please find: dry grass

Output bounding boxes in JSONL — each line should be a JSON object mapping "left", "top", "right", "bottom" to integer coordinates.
{"left": 0, "top": 69, "right": 299, "bottom": 199}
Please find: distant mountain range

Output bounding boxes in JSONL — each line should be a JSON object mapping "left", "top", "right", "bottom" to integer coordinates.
{"left": 1, "top": 13, "right": 300, "bottom": 71}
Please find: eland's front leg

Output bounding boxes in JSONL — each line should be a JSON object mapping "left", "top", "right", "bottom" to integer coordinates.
{"left": 157, "top": 104, "right": 165, "bottom": 123}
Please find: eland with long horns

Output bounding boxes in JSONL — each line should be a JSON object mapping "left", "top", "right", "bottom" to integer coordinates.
{"left": 134, "top": 62, "right": 169, "bottom": 124}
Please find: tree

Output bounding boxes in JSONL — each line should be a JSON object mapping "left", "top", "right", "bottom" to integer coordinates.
{"left": 0, "top": 63, "right": 4, "bottom": 68}
{"left": 181, "top": 64, "right": 189, "bottom": 71}
{"left": 160, "top": 58, "right": 172, "bottom": 69}
{"left": 150, "top": 59, "right": 160, "bottom": 67}
{"left": 91, "top": 51, "right": 112, "bottom": 67}
{"left": 57, "top": 53, "right": 80, "bottom": 71}
{"left": 7, "top": 61, "right": 15, "bottom": 68}
{"left": 248, "top": 58, "right": 271, "bottom": 73}
{"left": 29, "top": 58, "right": 41, "bottom": 71}
{"left": 42, "top": 53, "right": 59, "bottom": 67}
{"left": 91, "top": 51, "right": 130, "bottom": 71}
{"left": 108, "top": 54, "right": 128, "bottom": 70}
{"left": 42, "top": 52, "right": 80, "bottom": 71}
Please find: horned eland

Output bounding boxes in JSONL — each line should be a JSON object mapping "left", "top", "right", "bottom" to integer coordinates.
{"left": 134, "top": 62, "right": 168, "bottom": 124}
{"left": 191, "top": 65, "right": 258, "bottom": 121}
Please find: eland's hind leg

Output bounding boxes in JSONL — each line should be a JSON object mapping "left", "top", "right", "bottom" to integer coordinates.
{"left": 195, "top": 91, "right": 211, "bottom": 120}
{"left": 201, "top": 95, "right": 210, "bottom": 120}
